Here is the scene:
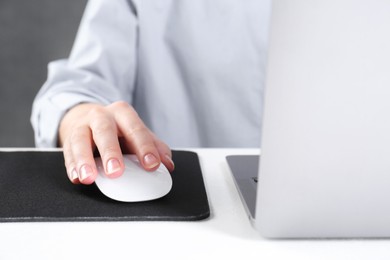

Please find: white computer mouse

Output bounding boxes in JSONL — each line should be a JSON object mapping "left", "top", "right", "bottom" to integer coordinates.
{"left": 94, "top": 154, "right": 172, "bottom": 202}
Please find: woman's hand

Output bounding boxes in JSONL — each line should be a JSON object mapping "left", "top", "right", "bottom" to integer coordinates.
{"left": 59, "top": 101, "right": 174, "bottom": 184}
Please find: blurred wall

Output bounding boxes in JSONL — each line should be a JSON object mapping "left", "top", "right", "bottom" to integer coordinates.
{"left": 0, "top": 0, "right": 87, "bottom": 147}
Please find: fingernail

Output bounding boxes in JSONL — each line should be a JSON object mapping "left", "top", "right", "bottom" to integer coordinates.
{"left": 107, "top": 158, "right": 121, "bottom": 175}
{"left": 79, "top": 164, "right": 93, "bottom": 181}
{"left": 144, "top": 153, "right": 159, "bottom": 169}
{"left": 70, "top": 168, "right": 78, "bottom": 182}
{"left": 165, "top": 155, "right": 175, "bottom": 170}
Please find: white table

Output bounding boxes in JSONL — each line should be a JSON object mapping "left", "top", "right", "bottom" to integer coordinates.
{"left": 1, "top": 148, "right": 390, "bottom": 260}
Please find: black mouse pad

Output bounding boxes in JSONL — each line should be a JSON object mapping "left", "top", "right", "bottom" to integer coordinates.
{"left": 0, "top": 150, "right": 210, "bottom": 222}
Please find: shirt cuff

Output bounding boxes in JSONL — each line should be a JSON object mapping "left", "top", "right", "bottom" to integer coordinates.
{"left": 32, "top": 92, "right": 106, "bottom": 147}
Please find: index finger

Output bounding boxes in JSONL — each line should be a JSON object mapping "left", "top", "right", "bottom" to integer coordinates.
{"left": 109, "top": 102, "right": 161, "bottom": 171}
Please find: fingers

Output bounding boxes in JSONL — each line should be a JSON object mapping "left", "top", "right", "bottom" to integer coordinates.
{"left": 109, "top": 102, "right": 175, "bottom": 172}
{"left": 110, "top": 102, "right": 161, "bottom": 171}
{"left": 60, "top": 101, "right": 174, "bottom": 186}
{"left": 89, "top": 106, "right": 124, "bottom": 179}
{"left": 109, "top": 101, "right": 175, "bottom": 172}
{"left": 151, "top": 132, "right": 175, "bottom": 172}
{"left": 119, "top": 131, "right": 175, "bottom": 172}
{"left": 63, "top": 125, "right": 97, "bottom": 185}
{"left": 63, "top": 141, "right": 80, "bottom": 184}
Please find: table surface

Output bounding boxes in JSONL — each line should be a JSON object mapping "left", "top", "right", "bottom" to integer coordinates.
{"left": 1, "top": 148, "right": 390, "bottom": 260}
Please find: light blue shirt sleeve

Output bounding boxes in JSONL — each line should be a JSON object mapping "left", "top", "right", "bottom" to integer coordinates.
{"left": 31, "top": 0, "right": 271, "bottom": 148}
{"left": 31, "top": 0, "right": 137, "bottom": 147}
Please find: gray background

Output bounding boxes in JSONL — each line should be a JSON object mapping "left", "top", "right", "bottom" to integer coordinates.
{"left": 0, "top": 0, "right": 88, "bottom": 147}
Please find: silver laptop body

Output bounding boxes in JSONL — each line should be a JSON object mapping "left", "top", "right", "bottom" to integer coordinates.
{"left": 228, "top": 0, "right": 390, "bottom": 238}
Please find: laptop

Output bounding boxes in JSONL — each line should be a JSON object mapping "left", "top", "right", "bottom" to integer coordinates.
{"left": 227, "top": 0, "right": 390, "bottom": 238}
